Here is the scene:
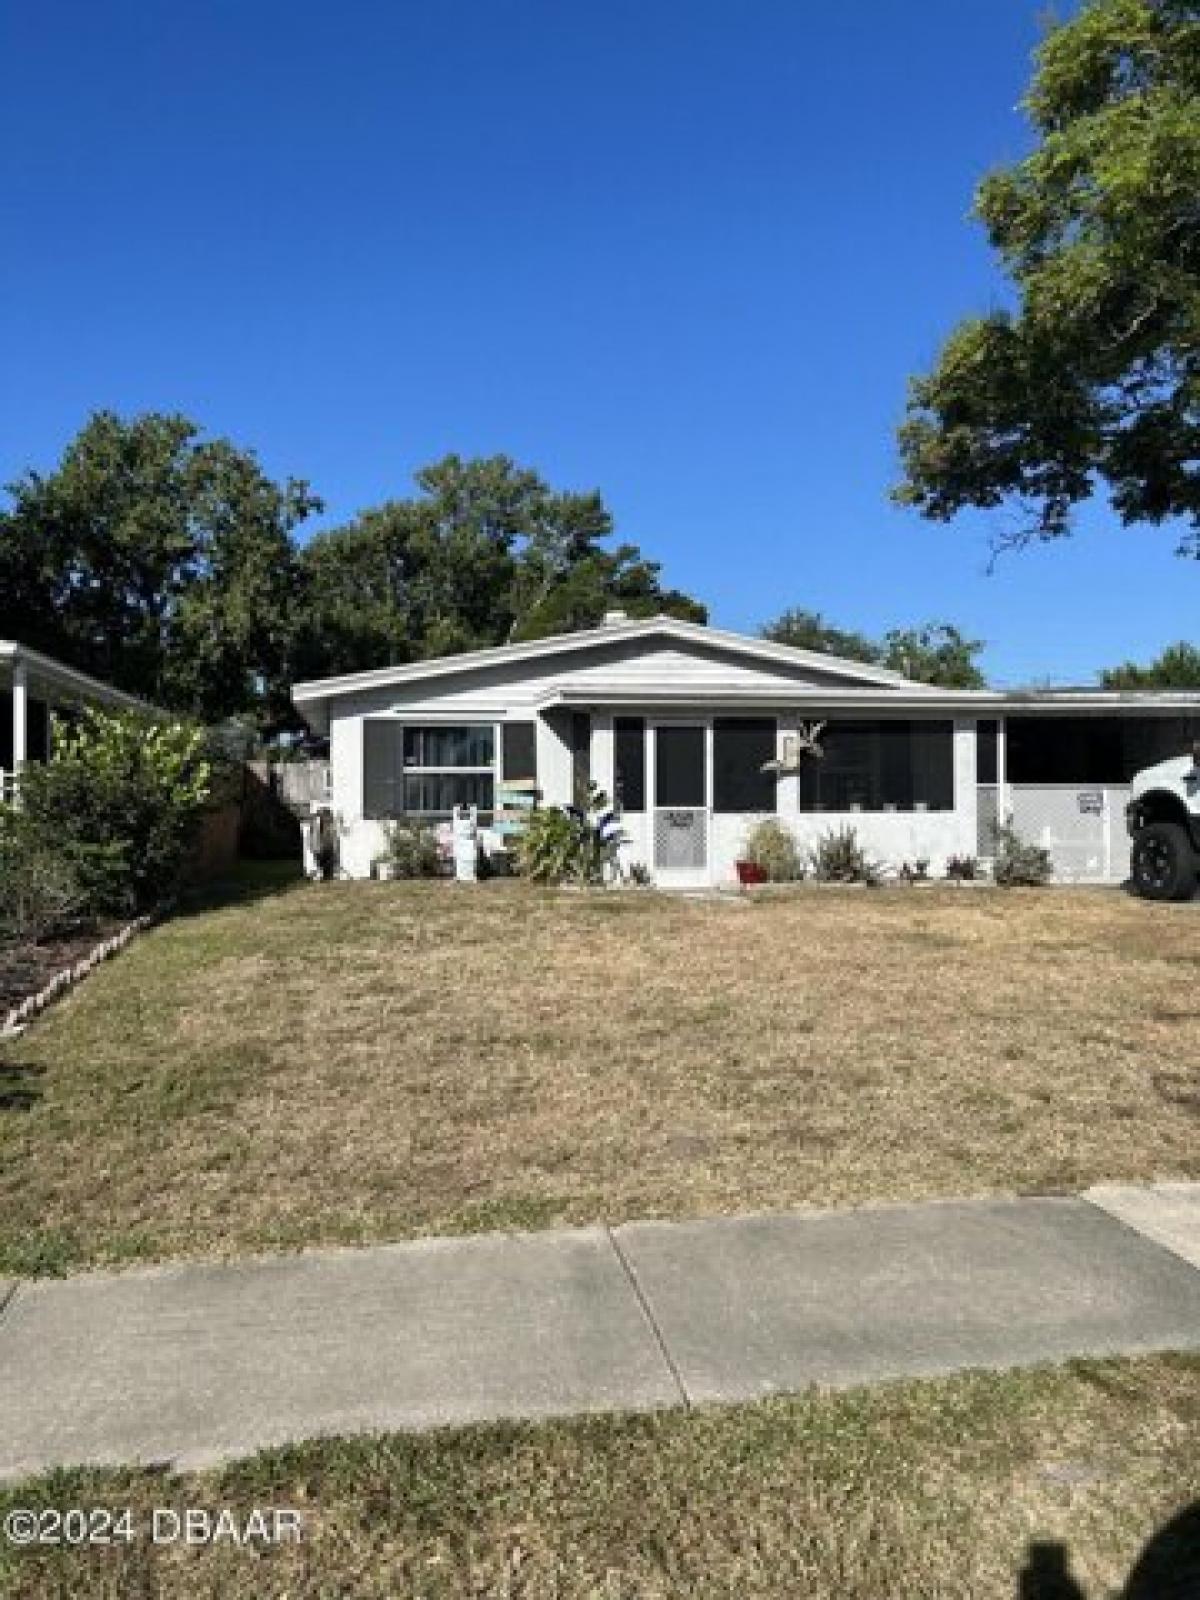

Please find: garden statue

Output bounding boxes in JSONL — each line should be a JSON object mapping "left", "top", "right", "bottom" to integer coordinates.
{"left": 451, "top": 804, "right": 479, "bottom": 882}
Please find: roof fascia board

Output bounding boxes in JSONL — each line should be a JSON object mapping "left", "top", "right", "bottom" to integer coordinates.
{"left": 537, "top": 686, "right": 1200, "bottom": 714}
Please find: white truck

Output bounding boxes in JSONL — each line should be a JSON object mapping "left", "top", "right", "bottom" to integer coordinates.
{"left": 1127, "top": 742, "right": 1200, "bottom": 900}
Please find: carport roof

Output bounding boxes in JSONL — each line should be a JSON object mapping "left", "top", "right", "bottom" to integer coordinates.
{"left": 0, "top": 640, "right": 153, "bottom": 712}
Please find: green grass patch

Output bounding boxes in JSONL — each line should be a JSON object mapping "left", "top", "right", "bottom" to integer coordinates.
{"left": 1, "top": 1356, "right": 1197, "bottom": 1598}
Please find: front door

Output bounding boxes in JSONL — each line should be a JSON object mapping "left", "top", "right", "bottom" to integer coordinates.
{"left": 651, "top": 722, "right": 709, "bottom": 886}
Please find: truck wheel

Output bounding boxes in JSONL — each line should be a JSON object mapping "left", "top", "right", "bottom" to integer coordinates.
{"left": 1131, "top": 822, "right": 1199, "bottom": 901}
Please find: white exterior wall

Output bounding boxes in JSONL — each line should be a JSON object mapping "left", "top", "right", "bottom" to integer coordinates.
{"left": 308, "top": 641, "right": 982, "bottom": 883}
{"left": 326, "top": 704, "right": 390, "bottom": 878}
{"left": 536, "top": 712, "right": 574, "bottom": 806}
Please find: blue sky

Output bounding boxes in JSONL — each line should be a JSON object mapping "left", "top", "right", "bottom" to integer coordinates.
{"left": 2, "top": 0, "right": 1192, "bottom": 685}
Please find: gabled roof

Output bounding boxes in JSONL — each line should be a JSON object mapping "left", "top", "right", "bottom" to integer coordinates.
{"left": 291, "top": 614, "right": 929, "bottom": 706}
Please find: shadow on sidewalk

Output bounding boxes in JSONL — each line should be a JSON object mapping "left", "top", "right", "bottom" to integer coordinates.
{"left": 1018, "top": 1502, "right": 1200, "bottom": 1599}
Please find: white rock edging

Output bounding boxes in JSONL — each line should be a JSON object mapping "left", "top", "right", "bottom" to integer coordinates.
{"left": 0, "top": 913, "right": 155, "bottom": 1040}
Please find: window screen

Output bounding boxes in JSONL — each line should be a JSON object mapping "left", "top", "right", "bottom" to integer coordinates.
{"left": 713, "top": 718, "right": 776, "bottom": 813}
{"left": 403, "top": 725, "right": 494, "bottom": 768}
{"left": 798, "top": 721, "right": 954, "bottom": 811}
{"left": 614, "top": 717, "right": 646, "bottom": 811}
{"left": 400, "top": 772, "right": 494, "bottom": 813}
{"left": 655, "top": 725, "right": 705, "bottom": 807}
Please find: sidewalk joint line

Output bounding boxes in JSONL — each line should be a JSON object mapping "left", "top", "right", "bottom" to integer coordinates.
{"left": 605, "top": 1227, "right": 691, "bottom": 1410}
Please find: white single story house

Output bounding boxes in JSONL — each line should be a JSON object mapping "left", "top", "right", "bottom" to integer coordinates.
{"left": 1, "top": 640, "right": 149, "bottom": 802}
{"left": 291, "top": 612, "right": 1200, "bottom": 886}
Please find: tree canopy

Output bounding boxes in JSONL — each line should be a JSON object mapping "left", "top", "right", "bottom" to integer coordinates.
{"left": 761, "top": 608, "right": 987, "bottom": 687}
{"left": 895, "top": 0, "right": 1200, "bottom": 556}
{"left": 1, "top": 417, "right": 704, "bottom": 726}
{"left": 1101, "top": 639, "right": 1200, "bottom": 685}
{"left": 294, "top": 454, "right": 705, "bottom": 680}
{"left": 0, "top": 412, "right": 319, "bottom": 724}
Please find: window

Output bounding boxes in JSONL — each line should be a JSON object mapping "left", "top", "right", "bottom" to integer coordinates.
{"left": 713, "top": 718, "right": 776, "bottom": 813}
{"left": 614, "top": 717, "right": 646, "bottom": 811}
{"left": 364, "top": 722, "right": 496, "bottom": 819}
{"left": 798, "top": 721, "right": 954, "bottom": 811}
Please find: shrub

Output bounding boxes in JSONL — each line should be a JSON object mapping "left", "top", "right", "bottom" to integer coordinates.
{"left": 810, "top": 825, "right": 880, "bottom": 885}
{"left": 741, "top": 819, "right": 806, "bottom": 882}
{"left": 515, "top": 785, "right": 621, "bottom": 886}
{"left": 383, "top": 820, "right": 441, "bottom": 878}
{"left": 990, "top": 820, "right": 1053, "bottom": 888}
{"left": 17, "top": 709, "right": 212, "bottom": 914}
{"left": 0, "top": 823, "right": 86, "bottom": 945}
{"left": 898, "top": 858, "right": 931, "bottom": 883}
{"left": 945, "top": 853, "right": 980, "bottom": 882}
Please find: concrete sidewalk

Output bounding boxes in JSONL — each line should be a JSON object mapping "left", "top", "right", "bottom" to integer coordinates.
{"left": 2, "top": 1183, "right": 1200, "bottom": 1482}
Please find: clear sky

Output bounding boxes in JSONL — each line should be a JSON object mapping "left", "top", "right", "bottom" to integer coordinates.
{"left": 2, "top": 0, "right": 1192, "bottom": 685}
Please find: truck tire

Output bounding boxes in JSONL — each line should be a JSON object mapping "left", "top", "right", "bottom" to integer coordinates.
{"left": 1130, "top": 821, "right": 1199, "bottom": 901}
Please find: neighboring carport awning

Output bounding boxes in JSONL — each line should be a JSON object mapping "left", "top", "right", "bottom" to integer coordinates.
{"left": 1, "top": 640, "right": 152, "bottom": 770}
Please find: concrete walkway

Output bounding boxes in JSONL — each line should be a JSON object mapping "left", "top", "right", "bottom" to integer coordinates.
{"left": 2, "top": 1183, "right": 1200, "bottom": 1482}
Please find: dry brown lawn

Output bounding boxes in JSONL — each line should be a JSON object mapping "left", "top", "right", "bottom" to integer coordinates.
{"left": 1, "top": 872, "right": 1198, "bottom": 1274}
{"left": 3, "top": 1355, "right": 1198, "bottom": 1598}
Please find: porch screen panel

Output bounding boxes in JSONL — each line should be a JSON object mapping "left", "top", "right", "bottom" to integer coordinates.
{"left": 570, "top": 713, "right": 591, "bottom": 808}
{"left": 798, "top": 721, "right": 953, "bottom": 811}
{"left": 0, "top": 693, "right": 10, "bottom": 770}
{"left": 713, "top": 718, "right": 776, "bottom": 812}
{"left": 977, "top": 720, "right": 998, "bottom": 784}
{"left": 910, "top": 721, "right": 954, "bottom": 809}
{"left": 1008, "top": 715, "right": 1200, "bottom": 784}
{"left": 363, "top": 721, "right": 401, "bottom": 818}
{"left": 501, "top": 721, "right": 537, "bottom": 782}
{"left": 655, "top": 725, "right": 705, "bottom": 807}
{"left": 614, "top": 717, "right": 646, "bottom": 811}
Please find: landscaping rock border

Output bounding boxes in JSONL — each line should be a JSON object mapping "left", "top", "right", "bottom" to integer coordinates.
{"left": 0, "top": 913, "right": 155, "bottom": 1041}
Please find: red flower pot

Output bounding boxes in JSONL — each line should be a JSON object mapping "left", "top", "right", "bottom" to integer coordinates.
{"left": 735, "top": 860, "right": 768, "bottom": 886}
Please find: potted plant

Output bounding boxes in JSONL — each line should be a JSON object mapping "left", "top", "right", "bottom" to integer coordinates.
{"left": 736, "top": 819, "right": 804, "bottom": 886}
{"left": 735, "top": 859, "right": 769, "bottom": 886}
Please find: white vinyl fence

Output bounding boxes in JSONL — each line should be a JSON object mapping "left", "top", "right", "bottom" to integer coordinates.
{"left": 248, "top": 760, "right": 332, "bottom": 813}
{"left": 978, "top": 784, "right": 1132, "bottom": 883}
